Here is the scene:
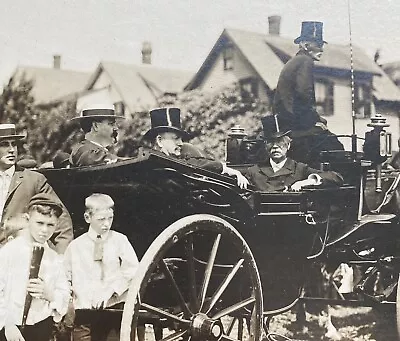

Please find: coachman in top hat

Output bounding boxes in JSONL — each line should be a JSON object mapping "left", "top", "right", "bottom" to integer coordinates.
{"left": 272, "top": 21, "right": 343, "bottom": 165}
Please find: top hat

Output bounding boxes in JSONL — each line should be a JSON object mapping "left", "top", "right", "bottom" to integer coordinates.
{"left": 261, "top": 116, "right": 291, "bottom": 142}
{"left": 143, "top": 107, "right": 191, "bottom": 140}
{"left": 0, "top": 124, "right": 25, "bottom": 140}
{"left": 294, "top": 21, "right": 327, "bottom": 46}
{"left": 28, "top": 193, "right": 64, "bottom": 216}
{"left": 71, "top": 103, "right": 125, "bottom": 122}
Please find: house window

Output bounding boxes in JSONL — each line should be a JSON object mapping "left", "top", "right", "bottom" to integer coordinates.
{"left": 114, "top": 101, "right": 125, "bottom": 116}
{"left": 354, "top": 83, "right": 372, "bottom": 118}
{"left": 223, "top": 45, "right": 234, "bottom": 71}
{"left": 315, "top": 80, "right": 334, "bottom": 116}
{"left": 239, "top": 77, "right": 258, "bottom": 98}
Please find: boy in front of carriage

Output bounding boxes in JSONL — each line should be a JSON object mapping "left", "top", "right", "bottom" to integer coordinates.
{"left": 0, "top": 193, "right": 69, "bottom": 341}
{"left": 64, "top": 193, "right": 139, "bottom": 341}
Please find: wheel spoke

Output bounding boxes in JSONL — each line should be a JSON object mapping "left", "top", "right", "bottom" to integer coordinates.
{"left": 160, "top": 259, "right": 192, "bottom": 316}
{"left": 211, "top": 296, "right": 256, "bottom": 320}
{"left": 198, "top": 233, "right": 221, "bottom": 310}
{"left": 203, "top": 258, "right": 244, "bottom": 314}
{"left": 161, "top": 329, "right": 188, "bottom": 341}
{"left": 141, "top": 302, "right": 191, "bottom": 325}
{"left": 185, "top": 235, "right": 198, "bottom": 312}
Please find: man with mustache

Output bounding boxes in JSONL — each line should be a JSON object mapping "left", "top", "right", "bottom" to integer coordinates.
{"left": 246, "top": 123, "right": 343, "bottom": 192}
{"left": 70, "top": 104, "right": 124, "bottom": 167}
{"left": 142, "top": 107, "right": 249, "bottom": 189}
{"left": 0, "top": 124, "right": 73, "bottom": 254}
{"left": 272, "top": 21, "right": 343, "bottom": 165}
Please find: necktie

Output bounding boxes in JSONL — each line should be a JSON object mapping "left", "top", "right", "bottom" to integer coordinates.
{"left": 94, "top": 235, "right": 103, "bottom": 261}
{"left": 94, "top": 235, "right": 104, "bottom": 280}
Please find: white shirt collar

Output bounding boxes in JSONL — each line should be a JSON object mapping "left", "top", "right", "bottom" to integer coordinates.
{"left": 87, "top": 226, "right": 109, "bottom": 241}
{"left": 270, "top": 158, "right": 287, "bottom": 173}
{"left": 3, "top": 165, "right": 15, "bottom": 177}
{"left": 87, "top": 139, "right": 108, "bottom": 150}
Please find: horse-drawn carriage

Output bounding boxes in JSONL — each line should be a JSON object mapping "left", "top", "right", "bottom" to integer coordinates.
{"left": 41, "top": 121, "right": 400, "bottom": 341}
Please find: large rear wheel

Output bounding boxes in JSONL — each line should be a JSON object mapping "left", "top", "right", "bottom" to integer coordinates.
{"left": 120, "top": 214, "right": 263, "bottom": 341}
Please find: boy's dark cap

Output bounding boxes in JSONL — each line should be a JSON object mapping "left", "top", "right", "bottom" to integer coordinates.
{"left": 28, "top": 193, "right": 64, "bottom": 214}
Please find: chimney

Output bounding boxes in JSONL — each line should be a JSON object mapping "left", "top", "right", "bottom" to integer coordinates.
{"left": 141, "top": 41, "right": 152, "bottom": 64}
{"left": 268, "top": 15, "right": 281, "bottom": 35}
{"left": 53, "top": 55, "right": 61, "bottom": 69}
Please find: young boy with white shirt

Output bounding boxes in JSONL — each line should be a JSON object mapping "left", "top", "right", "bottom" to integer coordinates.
{"left": 0, "top": 193, "right": 69, "bottom": 341}
{"left": 64, "top": 193, "right": 139, "bottom": 341}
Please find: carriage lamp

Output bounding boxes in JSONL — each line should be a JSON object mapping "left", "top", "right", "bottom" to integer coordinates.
{"left": 363, "top": 114, "right": 392, "bottom": 192}
{"left": 226, "top": 125, "right": 247, "bottom": 164}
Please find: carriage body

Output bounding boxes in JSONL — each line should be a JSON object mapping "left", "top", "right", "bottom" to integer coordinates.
{"left": 41, "top": 143, "right": 400, "bottom": 340}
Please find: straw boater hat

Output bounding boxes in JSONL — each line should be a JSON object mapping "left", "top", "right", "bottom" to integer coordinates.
{"left": 294, "top": 21, "right": 327, "bottom": 47}
{"left": 71, "top": 103, "right": 125, "bottom": 122}
{"left": 143, "top": 107, "right": 191, "bottom": 140}
{"left": 0, "top": 124, "right": 25, "bottom": 140}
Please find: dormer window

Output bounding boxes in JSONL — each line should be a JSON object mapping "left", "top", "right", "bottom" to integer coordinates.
{"left": 354, "top": 83, "right": 372, "bottom": 118}
{"left": 239, "top": 77, "right": 258, "bottom": 98}
{"left": 223, "top": 45, "right": 234, "bottom": 71}
{"left": 315, "top": 79, "right": 334, "bottom": 116}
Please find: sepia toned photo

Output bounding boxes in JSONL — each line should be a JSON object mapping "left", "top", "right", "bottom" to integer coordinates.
{"left": 0, "top": 1, "right": 400, "bottom": 340}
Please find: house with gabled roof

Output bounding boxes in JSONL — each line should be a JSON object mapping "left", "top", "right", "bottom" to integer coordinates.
{"left": 13, "top": 56, "right": 90, "bottom": 106}
{"left": 78, "top": 52, "right": 193, "bottom": 116}
{"left": 185, "top": 17, "right": 400, "bottom": 151}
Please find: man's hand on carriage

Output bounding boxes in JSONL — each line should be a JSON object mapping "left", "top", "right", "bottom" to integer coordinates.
{"left": 290, "top": 174, "right": 322, "bottom": 192}
{"left": 222, "top": 164, "right": 249, "bottom": 189}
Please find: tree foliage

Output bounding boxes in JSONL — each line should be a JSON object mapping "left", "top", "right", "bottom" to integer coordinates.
{"left": 120, "top": 84, "right": 270, "bottom": 160}
{"left": 0, "top": 75, "right": 81, "bottom": 163}
{"left": 0, "top": 76, "right": 268, "bottom": 164}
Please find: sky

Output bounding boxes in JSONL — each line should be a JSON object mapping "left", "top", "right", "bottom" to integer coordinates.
{"left": 1, "top": 0, "right": 400, "bottom": 85}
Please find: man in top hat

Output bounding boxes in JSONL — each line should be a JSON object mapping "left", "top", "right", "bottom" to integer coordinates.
{"left": 245, "top": 118, "right": 343, "bottom": 192}
{"left": 142, "top": 107, "right": 249, "bottom": 189}
{"left": 272, "top": 21, "right": 343, "bottom": 165}
{"left": 0, "top": 124, "right": 73, "bottom": 253}
{"left": 70, "top": 103, "right": 125, "bottom": 167}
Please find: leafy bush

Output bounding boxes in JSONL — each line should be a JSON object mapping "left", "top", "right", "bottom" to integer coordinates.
{"left": 0, "top": 76, "right": 268, "bottom": 163}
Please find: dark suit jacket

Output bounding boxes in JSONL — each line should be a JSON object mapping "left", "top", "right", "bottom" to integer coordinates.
{"left": 0, "top": 169, "right": 73, "bottom": 253}
{"left": 70, "top": 140, "right": 118, "bottom": 167}
{"left": 246, "top": 158, "right": 343, "bottom": 192}
{"left": 273, "top": 50, "right": 324, "bottom": 132}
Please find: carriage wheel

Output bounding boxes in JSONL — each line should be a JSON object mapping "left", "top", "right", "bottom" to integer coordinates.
{"left": 120, "top": 214, "right": 263, "bottom": 341}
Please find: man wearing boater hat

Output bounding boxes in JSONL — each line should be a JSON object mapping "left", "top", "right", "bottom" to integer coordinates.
{"left": 272, "top": 21, "right": 343, "bottom": 165}
{"left": 0, "top": 124, "right": 73, "bottom": 253}
{"left": 142, "top": 107, "right": 249, "bottom": 189}
{"left": 70, "top": 103, "right": 124, "bottom": 167}
{"left": 245, "top": 118, "right": 343, "bottom": 192}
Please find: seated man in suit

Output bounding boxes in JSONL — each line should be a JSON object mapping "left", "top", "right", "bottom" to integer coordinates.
{"left": 142, "top": 107, "right": 249, "bottom": 189}
{"left": 246, "top": 128, "right": 343, "bottom": 192}
{"left": 70, "top": 103, "right": 125, "bottom": 167}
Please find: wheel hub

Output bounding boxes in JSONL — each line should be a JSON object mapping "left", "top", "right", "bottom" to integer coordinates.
{"left": 191, "top": 313, "right": 223, "bottom": 340}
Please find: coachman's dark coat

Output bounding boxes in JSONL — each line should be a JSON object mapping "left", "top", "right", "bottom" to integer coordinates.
{"left": 273, "top": 50, "right": 325, "bottom": 132}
